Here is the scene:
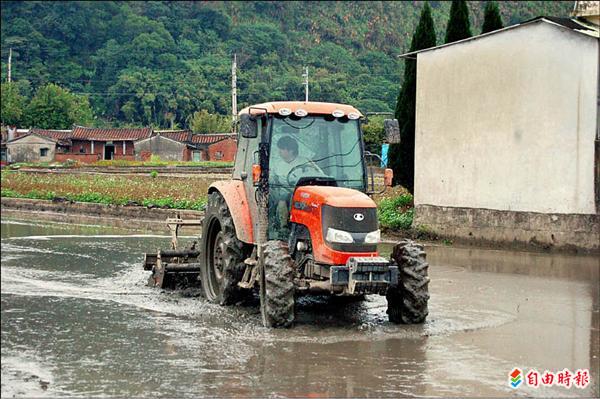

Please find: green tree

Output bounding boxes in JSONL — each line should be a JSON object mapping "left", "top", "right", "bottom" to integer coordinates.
{"left": 0, "top": 1, "right": 573, "bottom": 127}
{"left": 69, "top": 95, "right": 95, "bottom": 127}
{"left": 390, "top": 2, "right": 436, "bottom": 192}
{"left": 25, "top": 83, "right": 94, "bottom": 129}
{"left": 445, "top": 0, "right": 472, "bottom": 44}
{"left": 307, "top": 43, "right": 361, "bottom": 75}
{"left": 1, "top": 82, "right": 26, "bottom": 126}
{"left": 481, "top": 1, "right": 504, "bottom": 34}
{"left": 361, "top": 115, "right": 385, "bottom": 154}
{"left": 188, "top": 109, "right": 231, "bottom": 133}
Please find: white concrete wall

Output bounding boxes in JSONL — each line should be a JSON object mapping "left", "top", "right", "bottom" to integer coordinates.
{"left": 414, "top": 21, "right": 598, "bottom": 214}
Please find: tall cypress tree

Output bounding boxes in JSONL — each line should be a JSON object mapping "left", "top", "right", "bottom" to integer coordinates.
{"left": 481, "top": 1, "right": 504, "bottom": 34}
{"left": 389, "top": 2, "right": 436, "bottom": 192}
{"left": 445, "top": 0, "right": 472, "bottom": 43}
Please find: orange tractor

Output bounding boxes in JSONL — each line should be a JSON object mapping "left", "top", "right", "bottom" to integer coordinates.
{"left": 145, "top": 101, "right": 429, "bottom": 328}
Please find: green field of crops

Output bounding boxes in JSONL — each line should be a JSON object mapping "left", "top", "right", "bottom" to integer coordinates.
{"left": 1, "top": 171, "right": 210, "bottom": 210}
{"left": 1, "top": 171, "right": 415, "bottom": 229}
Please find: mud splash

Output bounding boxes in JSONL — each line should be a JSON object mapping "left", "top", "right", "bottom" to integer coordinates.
{"left": 1, "top": 218, "right": 598, "bottom": 397}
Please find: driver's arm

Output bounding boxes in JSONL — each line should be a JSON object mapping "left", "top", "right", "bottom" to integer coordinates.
{"left": 305, "top": 159, "right": 324, "bottom": 174}
{"left": 297, "top": 158, "right": 324, "bottom": 176}
{"left": 287, "top": 157, "right": 325, "bottom": 186}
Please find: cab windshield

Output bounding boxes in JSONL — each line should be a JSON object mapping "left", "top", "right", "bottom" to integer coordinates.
{"left": 268, "top": 115, "right": 365, "bottom": 191}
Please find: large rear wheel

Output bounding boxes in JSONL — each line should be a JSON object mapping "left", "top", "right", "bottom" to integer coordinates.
{"left": 386, "top": 239, "right": 430, "bottom": 324}
{"left": 200, "top": 191, "right": 249, "bottom": 305}
{"left": 260, "top": 240, "right": 295, "bottom": 328}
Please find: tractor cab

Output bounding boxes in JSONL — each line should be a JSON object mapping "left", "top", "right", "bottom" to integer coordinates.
{"left": 267, "top": 110, "right": 367, "bottom": 239}
{"left": 235, "top": 102, "right": 395, "bottom": 243}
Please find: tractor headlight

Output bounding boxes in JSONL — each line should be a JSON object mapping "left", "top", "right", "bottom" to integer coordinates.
{"left": 364, "top": 229, "right": 381, "bottom": 244}
{"left": 326, "top": 227, "right": 354, "bottom": 243}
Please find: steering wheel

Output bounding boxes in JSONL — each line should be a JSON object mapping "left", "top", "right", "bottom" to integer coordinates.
{"left": 286, "top": 162, "right": 325, "bottom": 187}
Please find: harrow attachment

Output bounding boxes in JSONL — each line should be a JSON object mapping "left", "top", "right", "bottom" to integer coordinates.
{"left": 143, "top": 216, "right": 203, "bottom": 289}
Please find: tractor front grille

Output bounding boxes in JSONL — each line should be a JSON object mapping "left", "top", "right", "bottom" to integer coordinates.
{"left": 321, "top": 205, "right": 378, "bottom": 252}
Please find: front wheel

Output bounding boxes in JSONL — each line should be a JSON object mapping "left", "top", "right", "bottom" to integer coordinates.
{"left": 260, "top": 241, "right": 295, "bottom": 328}
{"left": 386, "top": 239, "right": 430, "bottom": 324}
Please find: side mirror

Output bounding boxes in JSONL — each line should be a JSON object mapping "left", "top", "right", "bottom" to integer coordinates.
{"left": 240, "top": 113, "right": 257, "bottom": 138}
{"left": 384, "top": 119, "right": 400, "bottom": 144}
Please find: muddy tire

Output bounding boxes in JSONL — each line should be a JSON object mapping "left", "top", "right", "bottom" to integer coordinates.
{"left": 200, "top": 191, "right": 249, "bottom": 305}
{"left": 260, "top": 241, "right": 295, "bottom": 328}
{"left": 386, "top": 239, "right": 430, "bottom": 324}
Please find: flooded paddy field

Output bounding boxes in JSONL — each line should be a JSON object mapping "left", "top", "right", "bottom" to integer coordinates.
{"left": 1, "top": 218, "right": 598, "bottom": 397}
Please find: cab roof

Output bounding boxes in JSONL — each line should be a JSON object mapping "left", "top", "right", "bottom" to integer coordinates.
{"left": 239, "top": 101, "right": 363, "bottom": 117}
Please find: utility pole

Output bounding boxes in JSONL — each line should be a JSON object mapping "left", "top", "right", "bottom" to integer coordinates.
{"left": 8, "top": 47, "right": 12, "bottom": 83}
{"left": 231, "top": 54, "right": 237, "bottom": 133}
{"left": 302, "top": 66, "right": 309, "bottom": 102}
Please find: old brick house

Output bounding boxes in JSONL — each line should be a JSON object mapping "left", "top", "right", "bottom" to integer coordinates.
{"left": 60, "top": 126, "right": 153, "bottom": 163}
{"left": 1, "top": 126, "right": 237, "bottom": 164}
{"left": 190, "top": 133, "right": 237, "bottom": 162}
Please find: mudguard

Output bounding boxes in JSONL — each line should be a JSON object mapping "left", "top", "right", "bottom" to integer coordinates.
{"left": 208, "top": 181, "right": 254, "bottom": 244}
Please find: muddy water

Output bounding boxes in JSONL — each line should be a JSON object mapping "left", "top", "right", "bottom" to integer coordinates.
{"left": 1, "top": 218, "right": 598, "bottom": 398}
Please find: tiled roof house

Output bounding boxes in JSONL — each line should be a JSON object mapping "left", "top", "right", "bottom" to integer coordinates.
{"left": 2, "top": 125, "right": 237, "bottom": 164}
{"left": 55, "top": 126, "right": 152, "bottom": 162}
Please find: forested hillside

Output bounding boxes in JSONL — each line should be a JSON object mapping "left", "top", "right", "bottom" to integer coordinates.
{"left": 1, "top": 1, "right": 573, "bottom": 128}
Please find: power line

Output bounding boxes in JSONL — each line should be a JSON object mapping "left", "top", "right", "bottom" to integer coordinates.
{"left": 72, "top": 92, "right": 151, "bottom": 96}
{"left": 6, "top": 72, "right": 237, "bottom": 85}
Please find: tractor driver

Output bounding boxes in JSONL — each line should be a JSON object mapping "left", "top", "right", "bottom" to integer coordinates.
{"left": 270, "top": 135, "right": 323, "bottom": 236}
